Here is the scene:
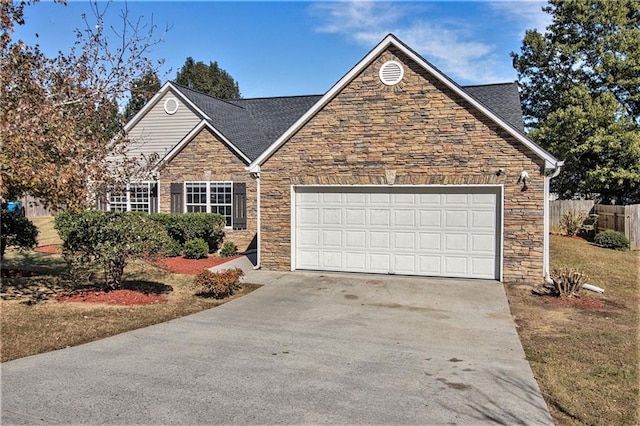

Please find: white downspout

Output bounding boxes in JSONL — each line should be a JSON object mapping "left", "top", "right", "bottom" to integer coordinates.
{"left": 253, "top": 171, "right": 261, "bottom": 270}
{"left": 543, "top": 163, "right": 563, "bottom": 282}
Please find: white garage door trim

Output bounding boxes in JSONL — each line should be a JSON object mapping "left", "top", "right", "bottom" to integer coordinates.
{"left": 291, "top": 185, "right": 503, "bottom": 281}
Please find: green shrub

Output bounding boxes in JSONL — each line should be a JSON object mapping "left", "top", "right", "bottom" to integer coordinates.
{"left": 593, "top": 230, "right": 630, "bottom": 250}
{"left": 149, "top": 213, "right": 225, "bottom": 253}
{"left": 165, "top": 239, "right": 183, "bottom": 257}
{"left": 194, "top": 268, "right": 244, "bottom": 299}
{"left": 55, "top": 211, "right": 171, "bottom": 290}
{"left": 184, "top": 238, "right": 209, "bottom": 259}
{"left": 219, "top": 241, "right": 238, "bottom": 258}
{"left": 550, "top": 268, "right": 589, "bottom": 297}
{"left": 0, "top": 208, "right": 39, "bottom": 259}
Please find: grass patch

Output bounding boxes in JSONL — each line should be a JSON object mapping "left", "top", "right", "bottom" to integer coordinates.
{"left": 30, "top": 216, "right": 62, "bottom": 247}
{"left": 505, "top": 235, "right": 639, "bottom": 425}
{"left": 1, "top": 220, "right": 259, "bottom": 362}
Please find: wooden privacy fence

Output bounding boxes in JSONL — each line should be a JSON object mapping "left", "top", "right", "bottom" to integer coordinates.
{"left": 593, "top": 204, "right": 640, "bottom": 250}
{"left": 550, "top": 200, "right": 640, "bottom": 250}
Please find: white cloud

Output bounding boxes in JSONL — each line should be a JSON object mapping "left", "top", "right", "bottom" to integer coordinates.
{"left": 310, "top": 1, "right": 516, "bottom": 84}
{"left": 488, "top": 1, "right": 553, "bottom": 35}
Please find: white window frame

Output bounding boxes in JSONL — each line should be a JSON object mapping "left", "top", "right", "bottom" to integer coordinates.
{"left": 107, "top": 182, "right": 153, "bottom": 213}
{"left": 184, "top": 181, "right": 233, "bottom": 227}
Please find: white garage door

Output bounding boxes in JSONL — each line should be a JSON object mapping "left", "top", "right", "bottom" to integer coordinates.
{"left": 294, "top": 186, "right": 501, "bottom": 279}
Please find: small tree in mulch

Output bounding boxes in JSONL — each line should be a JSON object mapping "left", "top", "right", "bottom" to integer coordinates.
{"left": 55, "top": 211, "right": 171, "bottom": 290}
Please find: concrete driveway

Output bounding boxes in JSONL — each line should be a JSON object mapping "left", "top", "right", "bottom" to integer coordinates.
{"left": 1, "top": 270, "right": 552, "bottom": 425}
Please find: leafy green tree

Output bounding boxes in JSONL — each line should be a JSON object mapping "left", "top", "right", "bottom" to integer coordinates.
{"left": 175, "top": 57, "right": 241, "bottom": 99}
{"left": 512, "top": 0, "right": 640, "bottom": 203}
{"left": 123, "top": 69, "right": 161, "bottom": 121}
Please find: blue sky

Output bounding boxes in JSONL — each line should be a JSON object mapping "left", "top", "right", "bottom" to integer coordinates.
{"left": 13, "top": 1, "right": 552, "bottom": 98}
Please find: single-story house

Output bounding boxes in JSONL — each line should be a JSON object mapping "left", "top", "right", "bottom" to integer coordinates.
{"left": 112, "top": 34, "right": 563, "bottom": 283}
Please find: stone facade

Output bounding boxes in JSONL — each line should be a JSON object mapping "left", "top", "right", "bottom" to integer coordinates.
{"left": 259, "top": 47, "right": 545, "bottom": 283}
{"left": 159, "top": 129, "right": 257, "bottom": 252}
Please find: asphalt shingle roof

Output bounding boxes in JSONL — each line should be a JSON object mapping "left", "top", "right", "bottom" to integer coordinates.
{"left": 172, "top": 80, "right": 525, "bottom": 161}
{"left": 461, "top": 82, "right": 525, "bottom": 132}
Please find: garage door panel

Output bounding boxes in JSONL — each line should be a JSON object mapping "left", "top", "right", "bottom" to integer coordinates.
{"left": 419, "top": 255, "right": 442, "bottom": 274}
{"left": 472, "top": 234, "right": 494, "bottom": 252}
{"left": 297, "top": 250, "right": 320, "bottom": 268}
{"left": 394, "top": 210, "right": 415, "bottom": 226}
{"left": 370, "top": 209, "right": 391, "bottom": 226}
{"left": 419, "top": 210, "right": 441, "bottom": 227}
{"left": 394, "top": 232, "right": 416, "bottom": 249}
{"left": 369, "top": 253, "right": 391, "bottom": 273}
{"left": 299, "top": 208, "right": 320, "bottom": 225}
{"left": 298, "top": 230, "right": 319, "bottom": 247}
{"left": 471, "top": 257, "right": 495, "bottom": 277}
{"left": 394, "top": 254, "right": 416, "bottom": 273}
{"left": 322, "top": 230, "right": 342, "bottom": 247}
{"left": 323, "top": 209, "right": 342, "bottom": 225}
{"left": 472, "top": 210, "right": 495, "bottom": 228}
{"left": 419, "top": 232, "right": 441, "bottom": 250}
{"left": 445, "top": 210, "right": 468, "bottom": 228}
{"left": 444, "top": 257, "right": 468, "bottom": 275}
{"left": 445, "top": 234, "right": 467, "bottom": 251}
{"left": 295, "top": 187, "right": 499, "bottom": 279}
{"left": 345, "top": 231, "right": 366, "bottom": 248}
{"left": 345, "top": 252, "right": 366, "bottom": 269}
{"left": 370, "top": 231, "right": 390, "bottom": 249}
{"left": 323, "top": 251, "right": 342, "bottom": 269}
{"left": 346, "top": 209, "right": 365, "bottom": 225}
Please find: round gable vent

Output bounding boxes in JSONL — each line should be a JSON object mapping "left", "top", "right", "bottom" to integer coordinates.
{"left": 164, "top": 97, "right": 179, "bottom": 115}
{"left": 379, "top": 61, "right": 404, "bottom": 86}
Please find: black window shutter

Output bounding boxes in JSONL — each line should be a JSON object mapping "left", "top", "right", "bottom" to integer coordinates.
{"left": 233, "top": 182, "right": 247, "bottom": 230}
{"left": 150, "top": 183, "right": 159, "bottom": 213}
{"left": 170, "top": 183, "right": 183, "bottom": 213}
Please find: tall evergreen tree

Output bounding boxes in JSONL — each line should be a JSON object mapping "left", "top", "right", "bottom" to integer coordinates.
{"left": 512, "top": 0, "right": 640, "bottom": 203}
{"left": 123, "top": 70, "right": 161, "bottom": 121}
{"left": 175, "top": 57, "right": 241, "bottom": 99}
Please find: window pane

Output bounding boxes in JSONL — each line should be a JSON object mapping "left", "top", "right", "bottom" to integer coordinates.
{"left": 185, "top": 182, "right": 208, "bottom": 213}
{"left": 209, "top": 181, "right": 233, "bottom": 227}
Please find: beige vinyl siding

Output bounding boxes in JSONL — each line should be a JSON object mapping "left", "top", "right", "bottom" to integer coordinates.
{"left": 126, "top": 90, "right": 201, "bottom": 161}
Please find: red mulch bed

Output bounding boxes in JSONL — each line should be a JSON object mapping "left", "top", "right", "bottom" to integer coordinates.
{"left": 55, "top": 289, "right": 168, "bottom": 306}
{"left": 541, "top": 294, "right": 607, "bottom": 309}
{"left": 153, "top": 255, "right": 242, "bottom": 275}
{"left": 1, "top": 269, "right": 40, "bottom": 278}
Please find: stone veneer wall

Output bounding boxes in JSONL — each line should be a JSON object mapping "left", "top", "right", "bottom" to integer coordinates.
{"left": 259, "top": 47, "right": 546, "bottom": 283}
{"left": 159, "top": 129, "right": 257, "bottom": 252}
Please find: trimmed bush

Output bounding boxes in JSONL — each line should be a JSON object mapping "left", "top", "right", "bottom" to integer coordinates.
{"left": 194, "top": 268, "right": 244, "bottom": 299}
{"left": 149, "top": 213, "right": 225, "bottom": 253}
{"left": 219, "top": 241, "right": 238, "bottom": 258}
{"left": 184, "top": 238, "right": 209, "bottom": 259}
{"left": 593, "top": 230, "right": 630, "bottom": 250}
{"left": 1, "top": 208, "right": 39, "bottom": 259}
{"left": 165, "top": 239, "right": 183, "bottom": 257}
{"left": 550, "top": 268, "right": 588, "bottom": 297}
{"left": 55, "top": 211, "right": 171, "bottom": 290}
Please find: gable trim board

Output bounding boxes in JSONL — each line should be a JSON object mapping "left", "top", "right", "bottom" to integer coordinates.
{"left": 249, "top": 34, "right": 561, "bottom": 172}
{"left": 290, "top": 185, "right": 504, "bottom": 280}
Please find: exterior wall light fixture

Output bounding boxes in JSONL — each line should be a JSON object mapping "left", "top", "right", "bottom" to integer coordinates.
{"left": 518, "top": 170, "right": 531, "bottom": 190}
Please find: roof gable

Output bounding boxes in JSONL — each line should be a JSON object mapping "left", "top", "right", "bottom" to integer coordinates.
{"left": 250, "top": 34, "right": 560, "bottom": 171}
